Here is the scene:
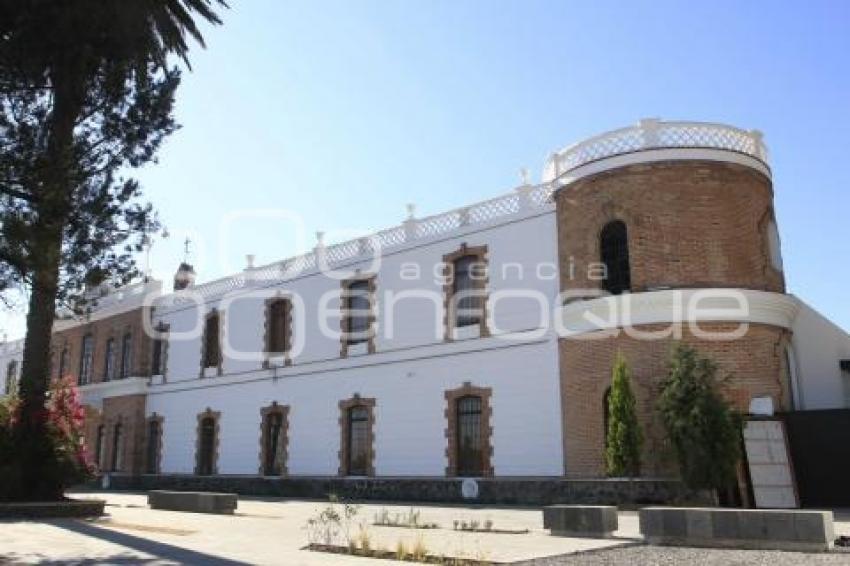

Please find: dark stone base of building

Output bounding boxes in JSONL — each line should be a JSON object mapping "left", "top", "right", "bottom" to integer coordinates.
{"left": 99, "top": 474, "right": 710, "bottom": 506}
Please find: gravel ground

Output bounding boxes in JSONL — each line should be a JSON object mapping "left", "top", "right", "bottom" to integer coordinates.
{"left": 514, "top": 544, "right": 850, "bottom": 565}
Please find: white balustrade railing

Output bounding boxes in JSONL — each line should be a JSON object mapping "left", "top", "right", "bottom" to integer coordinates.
{"left": 544, "top": 119, "right": 768, "bottom": 181}
{"left": 160, "top": 182, "right": 554, "bottom": 307}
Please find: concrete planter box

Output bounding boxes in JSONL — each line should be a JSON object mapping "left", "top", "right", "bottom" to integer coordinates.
{"left": 0, "top": 499, "right": 105, "bottom": 519}
{"left": 639, "top": 507, "right": 835, "bottom": 552}
{"left": 543, "top": 505, "right": 618, "bottom": 537}
{"left": 148, "top": 490, "right": 237, "bottom": 514}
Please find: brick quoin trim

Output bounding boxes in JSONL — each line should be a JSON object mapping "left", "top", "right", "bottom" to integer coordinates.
{"left": 195, "top": 408, "right": 221, "bottom": 475}
{"left": 258, "top": 402, "right": 290, "bottom": 476}
{"left": 442, "top": 244, "right": 490, "bottom": 341}
{"left": 339, "top": 274, "right": 377, "bottom": 358}
{"left": 146, "top": 413, "right": 164, "bottom": 474}
{"left": 199, "top": 309, "right": 224, "bottom": 377}
{"left": 554, "top": 161, "right": 786, "bottom": 295}
{"left": 337, "top": 394, "right": 376, "bottom": 476}
{"left": 444, "top": 382, "right": 494, "bottom": 477}
{"left": 263, "top": 295, "right": 293, "bottom": 368}
{"left": 559, "top": 323, "right": 792, "bottom": 478}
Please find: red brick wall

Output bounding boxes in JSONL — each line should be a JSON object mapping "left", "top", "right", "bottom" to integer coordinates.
{"left": 555, "top": 160, "right": 785, "bottom": 294}
{"left": 51, "top": 306, "right": 153, "bottom": 384}
{"left": 559, "top": 323, "right": 793, "bottom": 478}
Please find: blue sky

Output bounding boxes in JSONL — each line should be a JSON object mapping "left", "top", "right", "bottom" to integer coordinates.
{"left": 2, "top": 0, "right": 849, "bottom": 337}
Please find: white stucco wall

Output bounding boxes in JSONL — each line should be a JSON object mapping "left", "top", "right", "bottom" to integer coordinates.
{"left": 146, "top": 209, "right": 565, "bottom": 476}
{"left": 789, "top": 297, "right": 850, "bottom": 410}
{"left": 147, "top": 338, "right": 563, "bottom": 476}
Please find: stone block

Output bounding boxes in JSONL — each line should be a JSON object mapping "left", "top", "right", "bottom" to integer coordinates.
{"left": 148, "top": 490, "right": 237, "bottom": 514}
{"left": 543, "top": 505, "right": 617, "bottom": 538}
{"left": 640, "top": 507, "right": 835, "bottom": 552}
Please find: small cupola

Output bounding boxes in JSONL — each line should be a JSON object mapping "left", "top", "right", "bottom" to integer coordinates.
{"left": 173, "top": 262, "right": 196, "bottom": 291}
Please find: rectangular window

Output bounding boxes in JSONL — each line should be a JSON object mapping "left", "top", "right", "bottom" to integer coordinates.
{"left": 842, "top": 364, "right": 850, "bottom": 408}
{"left": 58, "top": 347, "right": 68, "bottom": 380}
{"left": 456, "top": 396, "right": 483, "bottom": 477}
{"left": 79, "top": 335, "right": 94, "bottom": 385}
{"left": 104, "top": 338, "right": 115, "bottom": 381}
{"left": 120, "top": 333, "right": 132, "bottom": 379}
{"left": 146, "top": 419, "right": 161, "bottom": 474}
{"left": 267, "top": 299, "right": 289, "bottom": 355}
{"left": 5, "top": 361, "right": 17, "bottom": 395}
{"left": 347, "top": 406, "right": 370, "bottom": 476}
{"left": 111, "top": 423, "right": 123, "bottom": 472}
{"left": 95, "top": 425, "right": 105, "bottom": 468}
{"left": 203, "top": 313, "right": 221, "bottom": 369}
{"left": 151, "top": 324, "right": 169, "bottom": 376}
{"left": 344, "top": 280, "right": 371, "bottom": 346}
{"left": 453, "top": 256, "right": 485, "bottom": 328}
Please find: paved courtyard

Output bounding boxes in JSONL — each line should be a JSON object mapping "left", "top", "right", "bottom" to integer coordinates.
{"left": 0, "top": 492, "right": 847, "bottom": 565}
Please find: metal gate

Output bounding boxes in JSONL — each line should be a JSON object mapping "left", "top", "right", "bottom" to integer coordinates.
{"left": 781, "top": 409, "right": 850, "bottom": 507}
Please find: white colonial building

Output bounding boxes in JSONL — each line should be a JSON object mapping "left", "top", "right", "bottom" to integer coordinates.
{"left": 2, "top": 120, "right": 849, "bottom": 502}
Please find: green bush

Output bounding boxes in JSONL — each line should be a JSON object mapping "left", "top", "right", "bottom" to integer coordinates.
{"left": 605, "top": 353, "right": 643, "bottom": 477}
{"left": 657, "top": 344, "right": 742, "bottom": 491}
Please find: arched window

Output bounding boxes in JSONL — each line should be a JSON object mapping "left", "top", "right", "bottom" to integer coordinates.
{"left": 111, "top": 423, "right": 123, "bottom": 472}
{"left": 197, "top": 416, "right": 217, "bottom": 475}
{"left": 202, "top": 311, "right": 221, "bottom": 371}
{"left": 456, "top": 395, "right": 483, "bottom": 477}
{"left": 146, "top": 418, "right": 162, "bottom": 474}
{"left": 347, "top": 406, "right": 370, "bottom": 476}
{"left": 119, "top": 332, "right": 133, "bottom": 379}
{"left": 103, "top": 338, "right": 115, "bottom": 381}
{"left": 266, "top": 298, "right": 291, "bottom": 356}
{"left": 600, "top": 221, "right": 631, "bottom": 295}
{"left": 262, "top": 411, "right": 284, "bottom": 476}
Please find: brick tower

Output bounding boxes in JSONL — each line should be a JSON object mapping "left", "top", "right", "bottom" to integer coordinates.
{"left": 549, "top": 119, "right": 796, "bottom": 477}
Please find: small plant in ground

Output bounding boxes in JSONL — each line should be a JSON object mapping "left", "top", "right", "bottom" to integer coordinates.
{"left": 411, "top": 534, "right": 428, "bottom": 562}
{"left": 483, "top": 519, "right": 493, "bottom": 531}
{"left": 304, "top": 494, "right": 360, "bottom": 547}
{"left": 355, "top": 525, "right": 371, "bottom": 554}
{"left": 453, "top": 519, "right": 459, "bottom": 531}
{"left": 395, "top": 538, "right": 409, "bottom": 561}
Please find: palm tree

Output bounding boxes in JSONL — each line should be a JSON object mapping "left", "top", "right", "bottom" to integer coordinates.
{"left": 0, "top": 0, "right": 226, "bottom": 500}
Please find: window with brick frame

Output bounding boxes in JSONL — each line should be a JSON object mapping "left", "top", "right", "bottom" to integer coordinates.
{"left": 119, "top": 332, "right": 133, "bottom": 378}
{"left": 442, "top": 244, "right": 489, "bottom": 340}
{"left": 264, "top": 297, "right": 292, "bottom": 366}
{"left": 338, "top": 395, "right": 375, "bottom": 476}
{"left": 95, "top": 424, "right": 105, "bottom": 468}
{"left": 5, "top": 360, "right": 17, "bottom": 395}
{"left": 195, "top": 408, "right": 220, "bottom": 475}
{"left": 340, "top": 276, "right": 376, "bottom": 356}
{"left": 103, "top": 338, "right": 115, "bottom": 381}
{"left": 146, "top": 415, "right": 163, "bottom": 474}
{"left": 151, "top": 323, "right": 169, "bottom": 377}
{"left": 200, "top": 310, "right": 223, "bottom": 376}
{"left": 79, "top": 334, "right": 94, "bottom": 385}
{"left": 259, "top": 403, "right": 289, "bottom": 476}
{"left": 58, "top": 346, "right": 69, "bottom": 380}
{"left": 444, "top": 383, "right": 493, "bottom": 477}
{"left": 600, "top": 220, "right": 631, "bottom": 295}
{"left": 110, "top": 422, "right": 123, "bottom": 472}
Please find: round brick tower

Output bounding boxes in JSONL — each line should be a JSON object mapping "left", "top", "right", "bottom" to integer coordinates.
{"left": 549, "top": 119, "right": 797, "bottom": 478}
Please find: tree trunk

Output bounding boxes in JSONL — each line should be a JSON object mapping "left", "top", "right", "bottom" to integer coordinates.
{"left": 15, "top": 59, "right": 85, "bottom": 501}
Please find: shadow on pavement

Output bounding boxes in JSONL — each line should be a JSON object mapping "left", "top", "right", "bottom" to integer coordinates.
{"left": 43, "top": 519, "right": 250, "bottom": 565}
